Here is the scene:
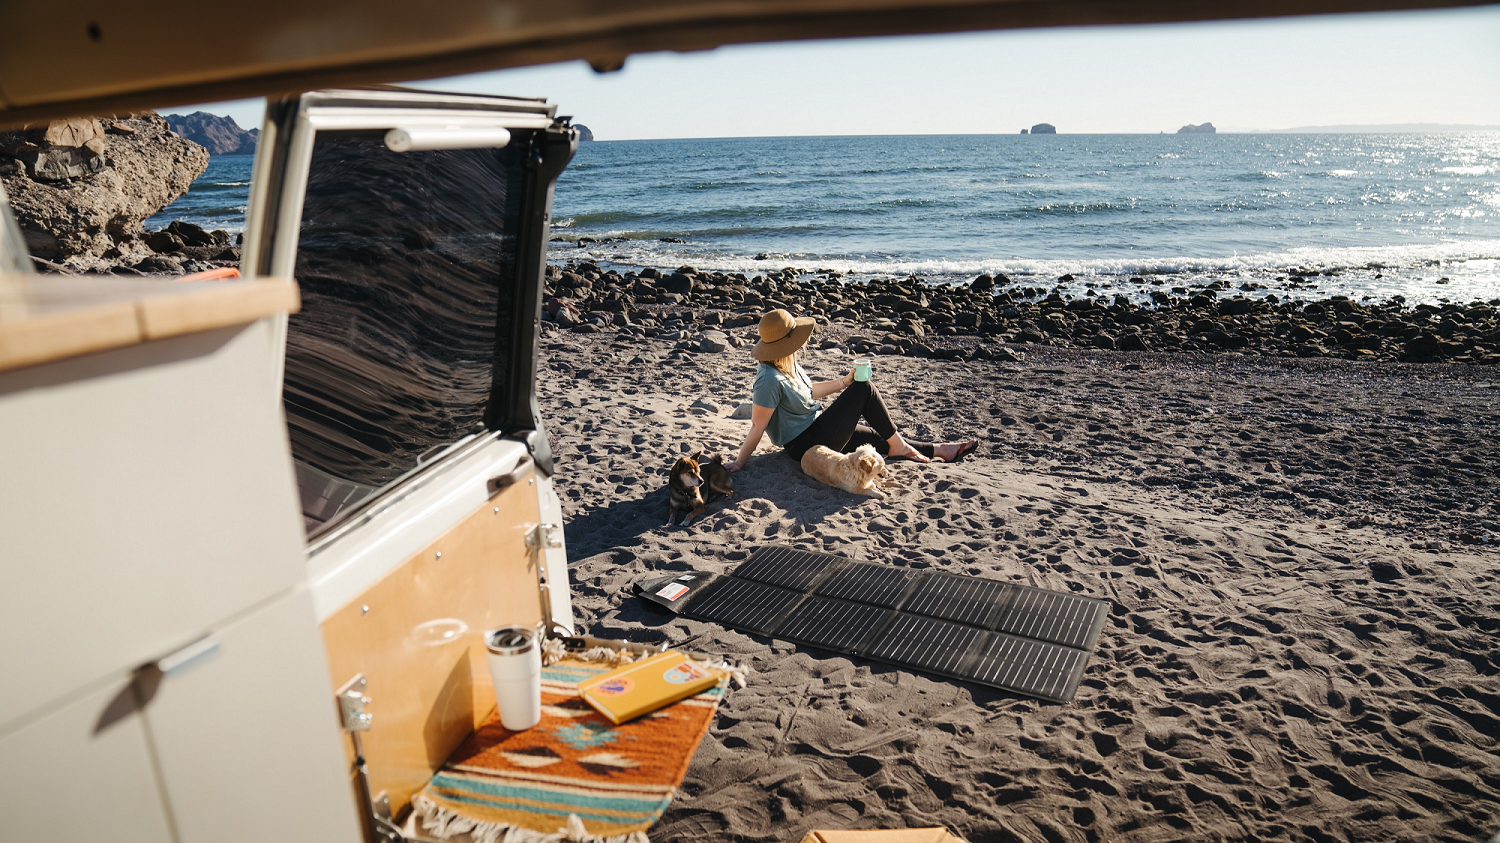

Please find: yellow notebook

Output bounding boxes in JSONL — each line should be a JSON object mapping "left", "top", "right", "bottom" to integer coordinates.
{"left": 578, "top": 651, "right": 724, "bottom": 724}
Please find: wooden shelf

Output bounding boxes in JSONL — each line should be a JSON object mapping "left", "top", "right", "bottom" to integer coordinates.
{"left": 0, "top": 273, "right": 299, "bottom": 373}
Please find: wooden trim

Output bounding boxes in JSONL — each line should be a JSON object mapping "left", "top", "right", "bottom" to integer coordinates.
{"left": 0, "top": 302, "right": 141, "bottom": 373}
{"left": 318, "top": 480, "right": 544, "bottom": 818}
{"left": 0, "top": 276, "right": 300, "bottom": 373}
{"left": 137, "top": 278, "right": 300, "bottom": 340}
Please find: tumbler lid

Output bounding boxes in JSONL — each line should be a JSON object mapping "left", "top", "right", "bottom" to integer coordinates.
{"left": 485, "top": 626, "right": 536, "bottom": 656}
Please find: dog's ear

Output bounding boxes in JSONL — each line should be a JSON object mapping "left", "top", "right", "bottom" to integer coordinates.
{"left": 858, "top": 455, "right": 880, "bottom": 474}
{"left": 690, "top": 450, "right": 702, "bottom": 463}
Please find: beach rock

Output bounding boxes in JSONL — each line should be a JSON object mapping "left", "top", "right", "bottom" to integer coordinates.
{"left": 730, "top": 402, "right": 754, "bottom": 420}
{"left": 1118, "top": 333, "right": 1151, "bottom": 351}
{"left": 133, "top": 255, "right": 182, "bottom": 274}
{"left": 661, "top": 273, "right": 694, "bottom": 294}
{"left": 1, "top": 112, "right": 208, "bottom": 265}
{"left": 970, "top": 274, "right": 995, "bottom": 294}
{"left": 143, "top": 229, "right": 184, "bottom": 254}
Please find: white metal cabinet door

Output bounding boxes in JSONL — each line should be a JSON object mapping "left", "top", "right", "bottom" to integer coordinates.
{"left": 0, "top": 677, "right": 174, "bottom": 843}
{"left": 142, "top": 587, "right": 361, "bottom": 843}
{"left": 0, "top": 319, "right": 308, "bottom": 730}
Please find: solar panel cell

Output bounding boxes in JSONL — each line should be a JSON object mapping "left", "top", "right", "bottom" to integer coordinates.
{"left": 686, "top": 577, "right": 805, "bottom": 634}
{"left": 968, "top": 634, "right": 1089, "bottom": 702}
{"left": 902, "top": 573, "right": 1012, "bottom": 627}
{"left": 865, "top": 615, "right": 984, "bottom": 677}
{"left": 733, "top": 545, "right": 844, "bottom": 591}
{"left": 814, "top": 562, "right": 914, "bottom": 607}
{"left": 774, "top": 596, "right": 893, "bottom": 653}
{"left": 994, "top": 586, "right": 1107, "bottom": 650}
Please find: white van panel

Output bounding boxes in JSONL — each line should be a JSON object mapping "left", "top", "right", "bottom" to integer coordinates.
{"left": 306, "top": 437, "right": 535, "bottom": 622}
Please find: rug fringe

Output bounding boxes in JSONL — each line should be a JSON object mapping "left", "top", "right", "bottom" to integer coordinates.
{"left": 542, "top": 638, "right": 750, "bottom": 689}
{"left": 413, "top": 795, "right": 650, "bottom": 843}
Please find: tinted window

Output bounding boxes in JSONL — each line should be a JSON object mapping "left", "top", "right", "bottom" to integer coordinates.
{"left": 283, "top": 131, "right": 525, "bottom": 531}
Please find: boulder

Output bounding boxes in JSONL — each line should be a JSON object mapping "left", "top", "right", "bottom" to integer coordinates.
{"left": 1, "top": 112, "right": 209, "bottom": 265}
{"left": 661, "top": 272, "right": 694, "bottom": 294}
{"left": 26, "top": 118, "right": 105, "bottom": 148}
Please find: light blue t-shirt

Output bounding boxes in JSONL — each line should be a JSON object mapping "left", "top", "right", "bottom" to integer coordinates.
{"left": 752, "top": 363, "right": 823, "bottom": 446}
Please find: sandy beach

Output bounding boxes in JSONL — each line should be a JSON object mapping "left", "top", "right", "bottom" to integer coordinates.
{"left": 537, "top": 274, "right": 1499, "bottom": 842}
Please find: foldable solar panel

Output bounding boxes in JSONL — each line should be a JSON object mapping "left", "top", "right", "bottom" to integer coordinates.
{"left": 634, "top": 544, "right": 1110, "bottom": 703}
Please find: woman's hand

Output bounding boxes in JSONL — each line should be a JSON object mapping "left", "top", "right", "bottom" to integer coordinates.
{"left": 725, "top": 458, "right": 742, "bottom": 472}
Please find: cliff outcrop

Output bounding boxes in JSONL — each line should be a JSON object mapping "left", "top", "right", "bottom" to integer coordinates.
{"left": 0, "top": 112, "right": 209, "bottom": 265}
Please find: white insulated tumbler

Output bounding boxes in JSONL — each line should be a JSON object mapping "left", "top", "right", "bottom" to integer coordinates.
{"left": 485, "top": 626, "right": 541, "bottom": 731}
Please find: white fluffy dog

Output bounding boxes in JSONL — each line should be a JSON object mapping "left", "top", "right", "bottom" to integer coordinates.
{"left": 800, "top": 443, "right": 888, "bottom": 498}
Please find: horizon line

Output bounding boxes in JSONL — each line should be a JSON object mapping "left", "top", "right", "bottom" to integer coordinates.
{"left": 574, "top": 126, "right": 1500, "bottom": 142}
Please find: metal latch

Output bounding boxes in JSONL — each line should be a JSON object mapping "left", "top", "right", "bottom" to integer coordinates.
{"left": 525, "top": 523, "right": 568, "bottom": 641}
{"left": 525, "top": 522, "right": 563, "bottom": 552}
{"left": 336, "top": 675, "right": 400, "bottom": 842}
{"left": 337, "top": 674, "right": 372, "bottom": 732}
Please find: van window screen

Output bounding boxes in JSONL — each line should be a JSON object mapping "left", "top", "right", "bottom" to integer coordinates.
{"left": 283, "top": 130, "right": 525, "bottom": 532}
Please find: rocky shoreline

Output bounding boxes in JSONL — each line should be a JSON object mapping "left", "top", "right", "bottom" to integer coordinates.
{"left": 543, "top": 261, "right": 1500, "bottom": 366}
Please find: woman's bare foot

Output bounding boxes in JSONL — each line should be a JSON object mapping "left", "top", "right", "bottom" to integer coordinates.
{"left": 933, "top": 439, "right": 979, "bottom": 462}
{"left": 885, "top": 434, "right": 930, "bottom": 462}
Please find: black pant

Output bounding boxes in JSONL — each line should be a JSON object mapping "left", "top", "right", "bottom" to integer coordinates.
{"left": 783, "top": 380, "right": 934, "bottom": 461}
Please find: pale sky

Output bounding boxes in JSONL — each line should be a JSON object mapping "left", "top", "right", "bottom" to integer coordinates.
{"left": 194, "top": 6, "right": 1500, "bottom": 139}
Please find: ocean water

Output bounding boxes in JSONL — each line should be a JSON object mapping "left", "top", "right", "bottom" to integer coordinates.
{"left": 145, "top": 154, "right": 254, "bottom": 235}
{"left": 151, "top": 133, "right": 1500, "bottom": 305}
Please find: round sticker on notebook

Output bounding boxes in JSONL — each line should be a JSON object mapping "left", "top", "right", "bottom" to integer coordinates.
{"left": 663, "top": 662, "right": 710, "bottom": 685}
{"left": 593, "top": 678, "right": 634, "bottom": 696}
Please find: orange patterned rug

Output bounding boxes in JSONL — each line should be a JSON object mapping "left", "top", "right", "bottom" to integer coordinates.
{"left": 412, "top": 658, "right": 725, "bottom": 843}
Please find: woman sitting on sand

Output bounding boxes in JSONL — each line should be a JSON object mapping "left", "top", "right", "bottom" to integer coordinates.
{"left": 725, "top": 309, "right": 977, "bottom": 472}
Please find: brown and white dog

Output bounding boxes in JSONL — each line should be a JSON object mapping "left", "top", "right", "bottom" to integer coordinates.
{"left": 669, "top": 452, "right": 736, "bottom": 526}
{"left": 800, "top": 443, "right": 888, "bottom": 498}
{"left": 668, "top": 451, "right": 706, "bottom": 526}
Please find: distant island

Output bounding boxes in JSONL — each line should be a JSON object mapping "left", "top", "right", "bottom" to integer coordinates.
{"left": 1177, "top": 122, "right": 1216, "bottom": 134}
{"left": 1029, "top": 123, "right": 1056, "bottom": 135}
{"left": 575, "top": 124, "right": 595, "bottom": 142}
{"left": 164, "top": 112, "right": 257, "bottom": 156}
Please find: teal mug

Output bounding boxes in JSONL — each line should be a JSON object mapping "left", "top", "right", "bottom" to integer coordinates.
{"left": 853, "top": 358, "right": 872, "bottom": 382}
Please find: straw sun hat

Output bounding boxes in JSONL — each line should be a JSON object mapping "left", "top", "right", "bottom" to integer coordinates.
{"left": 753, "top": 309, "right": 816, "bottom": 362}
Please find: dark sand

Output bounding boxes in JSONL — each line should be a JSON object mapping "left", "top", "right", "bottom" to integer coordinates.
{"left": 539, "top": 328, "right": 1500, "bottom": 843}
